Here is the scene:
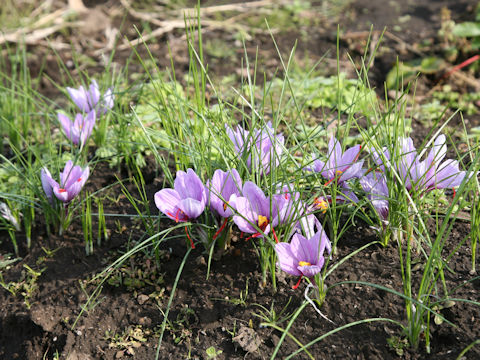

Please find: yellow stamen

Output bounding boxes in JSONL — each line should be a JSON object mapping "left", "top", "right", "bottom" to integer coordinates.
{"left": 223, "top": 202, "right": 229, "bottom": 211}
{"left": 258, "top": 215, "right": 268, "bottom": 229}
{"left": 335, "top": 170, "right": 343, "bottom": 176}
{"left": 298, "top": 261, "right": 311, "bottom": 266}
{"left": 314, "top": 197, "right": 328, "bottom": 214}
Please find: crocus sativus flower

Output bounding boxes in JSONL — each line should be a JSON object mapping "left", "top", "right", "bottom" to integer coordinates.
{"left": 41, "top": 161, "right": 89, "bottom": 204}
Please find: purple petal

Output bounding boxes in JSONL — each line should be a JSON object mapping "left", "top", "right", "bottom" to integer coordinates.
{"left": 242, "top": 181, "right": 269, "bottom": 216}
{"left": 178, "top": 198, "right": 205, "bottom": 219}
{"left": 290, "top": 233, "right": 314, "bottom": 264}
{"left": 434, "top": 160, "right": 466, "bottom": 188}
{"left": 208, "top": 169, "right": 242, "bottom": 217}
{"left": 67, "top": 85, "right": 90, "bottom": 113}
{"left": 155, "top": 188, "right": 185, "bottom": 221}
{"left": 311, "top": 158, "right": 328, "bottom": 176}
{"left": 328, "top": 137, "right": 342, "bottom": 170}
{"left": 53, "top": 187, "right": 69, "bottom": 202}
{"left": 174, "top": 169, "right": 206, "bottom": 204}
{"left": 298, "top": 263, "right": 323, "bottom": 278}
{"left": 87, "top": 79, "right": 101, "bottom": 110}
{"left": 426, "top": 135, "right": 447, "bottom": 166}
{"left": 318, "top": 229, "right": 331, "bottom": 255}
{"left": 340, "top": 160, "right": 364, "bottom": 182}
{"left": 232, "top": 196, "right": 258, "bottom": 233}
{"left": 60, "top": 161, "right": 74, "bottom": 187}
{"left": 275, "top": 242, "right": 302, "bottom": 276}
{"left": 63, "top": 164, "right": 84, "bottom": 190}
{"left": 338, "top": 145, "right": 361, "bottom": 170}
{"left": 58, "top": 113, "right": 76, "bottom": 143}
{"left": 41, "top": 168, "right": 57, "bottom": 202}
{"left": 79, "top": 111, "right": 96, "bottom": 146}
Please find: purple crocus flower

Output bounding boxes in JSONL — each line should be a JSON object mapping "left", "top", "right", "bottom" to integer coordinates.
{"left": 226, "top": 122, "right": 284, "bottom": 175}
{"left": 372, "top": 135, "right": 469, "bottom": 193}
{"left": 232, "top": 181, "right": 285, "bottom": 239}
{"left": 154, "top": 169, "right": 207, "bottom": 248}
{"left": 67, "top": 79, "right": 114, "bottom": 115}
{"left": 154, "top": 169, "right": 207, "bottom": 223}
{"left": 275, "top": 228, "right": 331, "bottom": 288}
{"left": 41, "top": 161, "right": 89, "bottom": 204}
{"left": 58, "top": 110, "right": 96, "bottom": 147}
{"left": 360, "top": 172, "right": 389, "bottom": 222}
{"left": 309, "top": 136, "right": 364, "bottom": 184}
{"left": 206, "top": 169, "right": 242, "bottom": 218}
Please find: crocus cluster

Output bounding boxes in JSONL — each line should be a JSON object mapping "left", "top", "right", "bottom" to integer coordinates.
{"left": 371, "top": 135, "right": 468, "bottom": 193}
{"left": 306, "top": 134, "right": 470, "bottom": 222}
{"left": 154, "top": 167, "right": 321, "bottom": 249}
{"left": 37, "top": 79, "right": 114, "bottom": 237}
{"left": 59, "top": 79, "right": 114, "bottom": 148}
{"left": 152, "top": 128, "right": 471, "bottom": 294}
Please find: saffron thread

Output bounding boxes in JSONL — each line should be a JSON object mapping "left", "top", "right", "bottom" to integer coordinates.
{"left": 292, "top": 276, "right": 303, "bottom": 290}
{"left": 212, "top": 218, "right": 228, "bottom": 240}
{"left": 185, "top": 226, "right": 195, "bottom": 249}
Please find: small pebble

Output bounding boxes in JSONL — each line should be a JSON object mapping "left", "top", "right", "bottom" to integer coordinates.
{"left": 137, "top": 294, "right": 149, "bottom": 305}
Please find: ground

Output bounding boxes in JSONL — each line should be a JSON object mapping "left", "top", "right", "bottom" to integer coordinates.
{"left": 1, "top": 0, "right": 479, "bottom": 359}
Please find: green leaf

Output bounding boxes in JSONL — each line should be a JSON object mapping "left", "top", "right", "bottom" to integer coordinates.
{"left": 453, "top": 22, "right": 480, "bottom": 37}
{"left": 386, "top": 57, "right": 446, "bottom": 89}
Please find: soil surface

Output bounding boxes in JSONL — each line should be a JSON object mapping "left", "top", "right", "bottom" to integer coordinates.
{"left": 1, "top": 0, "right": 480, "bottom": 359}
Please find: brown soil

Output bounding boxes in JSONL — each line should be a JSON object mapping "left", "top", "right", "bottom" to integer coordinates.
{"left": 1, "top": 0, "right": 480, "bottom": 359}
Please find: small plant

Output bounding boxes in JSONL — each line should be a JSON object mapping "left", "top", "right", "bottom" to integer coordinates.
{"left": 252, "top": 298, "right": 294, "bottom": 326}
{"left": 205, "top": 346, "right": 223, "bottom": 359}
{"left": 105, "top": 325, "right": 149, "bottom": 357}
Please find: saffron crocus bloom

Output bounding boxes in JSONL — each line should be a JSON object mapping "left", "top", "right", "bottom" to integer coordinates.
{"left": 360, "top": 172, "right": 389, "bottom": 222}
{"left": 226, "top": 122, "right": 284, "bottom": 175}
{"left": 373, "top": 135, "right": 469, "bottom": 192}
{"left": 232, "top": 181, "right": 285, "bottom": 238}
{"left": 206, "top": 169, "right": 242, "bottom": 218}
{"left": 154, "top": 169, "right": 207, "bottom": 222}
{"left": 58, "top": 110, "right": 96, "bottom": 147}
{"left": 309, "top": 136, "right": 364, "bottom": 184}
{"left": 41, "top": 161, "right": 89, "bottom": 204}
{"left": 275, "top": 228, "right": 331, "bottom": 282}
{"left": 67, "top": 79, "right": 114, "bottom": 115}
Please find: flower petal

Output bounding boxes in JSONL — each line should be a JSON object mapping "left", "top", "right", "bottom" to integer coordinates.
{"left": 178, "top": 198, "right": 205, "bottom": 219}
{"left": 298, "top": 263, "right": 323, "bottom": 278}
{"left": 232, "top": 196, "right": 257, "bottom": 233}
{"left": 154, "top": 188, "right": 183, "bottom": 220}
{"left": 275, "top": 242, "right": 302, "bottom": 276}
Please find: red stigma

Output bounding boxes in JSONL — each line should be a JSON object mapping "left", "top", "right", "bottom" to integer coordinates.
{"left": 77, "top": 177, "right": 82, "bottom": 182}
{"left": 166, "top": 208, "right": 187, "bottom": 223}
{"left": 59, "top": 188, "right": 67, "bottom": 193}
{"left": 272, "top": 227, "right": 279, "bottom": 243}
{"left": 185, "top": 226, "right": 195, "bottom": 249}
{"left": 292, "top": 276, "right": 303, "bottom": 290}
{"left": 212, "top": 218, "right": 229, "bottom": 240}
